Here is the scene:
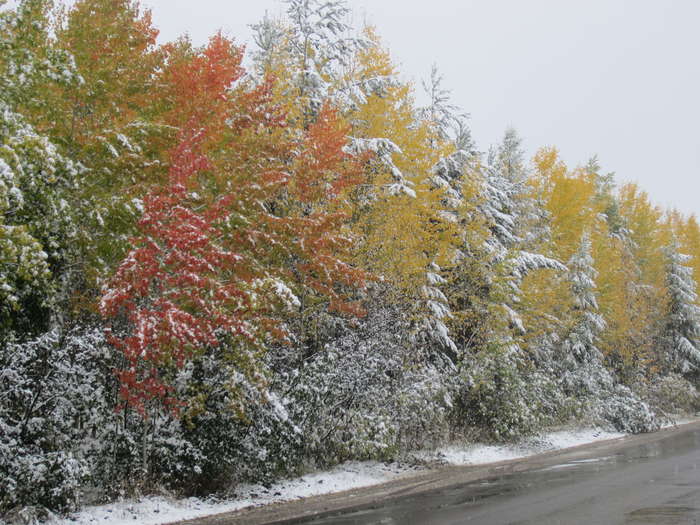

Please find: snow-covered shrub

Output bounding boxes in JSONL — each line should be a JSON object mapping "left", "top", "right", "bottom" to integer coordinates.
{"left": 86, "top": 408, "right": 179, "bottom": 500}
{"left": 82, "top": 347, "right": 303, "bottom": 498}
{"left": 156, "top": 351, "right": 303, "bottom": 495}
{"left": 277, "top": 302, "right": 453, "bottom": 466}
{"left": 0, "top": 328, "right": 104, "bottom": 515}
{"left": 639, "top": 373, "right": 700, "bottom": 417}
{"left": 592, "top": 384, "right": 659, "bottom": 433}
{"left": 455, "top": 345, "right": 569, "bottom": 441}
{"left": 0, "top": 323, "right": 306, "bottom": 511}
{"left": 0, "top": 325, "right": 176, "bottom": 511}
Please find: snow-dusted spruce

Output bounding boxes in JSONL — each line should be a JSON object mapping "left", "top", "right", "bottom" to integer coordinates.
{"left": 659, "top": 241, "right": 700, "bottom": 378}
{"left": 451, "top": 131, "right": 585, "bottom": 441}
{"left": 428, "top": 69, "right": 476, "bottom": 210}
{"left": 473, "top": 129, "right": 565, "bottom": 343}
{"left": 421, "top": 65, "right": 474, "bottom": 172}
{"left": 556, "top": 232, "right": 613, "bottom": 394}
{"left": 420, "top": 64, "right": 469, "bottom": 145}
{"left": 484, "top": 131, "right": 564, "bottom": 343}
{"left": 554, "top": 233, "right": 657, "bottom": 432}
{"left": 417, "top": 262, "right": 458, "bottom": 356}
{"left": 249, "top": 10, "right": 288, "bottom": 74}
{"left": 284, "top": 0, "right": 367, "bottom": 116}
{"left": 410, "top": 69, "right": 476, "bottom": 359}
{"left": 484, "top": 130, "right": 563, "bottom": 272}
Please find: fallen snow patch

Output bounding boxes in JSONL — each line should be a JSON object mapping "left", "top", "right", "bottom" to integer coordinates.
{"left": 660, "top": 416, "right": 697, "bottom": 429}
{"left": 415, "top": 428, "right": 625, "bottom": 467}
{"left": 44, "top": 461, "right": 419, "bottom": 525}
{"left": 545, "top": 428, "right": 624, "bottom": 451}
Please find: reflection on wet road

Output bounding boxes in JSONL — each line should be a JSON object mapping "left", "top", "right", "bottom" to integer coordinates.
{"left": 286, "top": 428, "right": 700, "bottom": 525}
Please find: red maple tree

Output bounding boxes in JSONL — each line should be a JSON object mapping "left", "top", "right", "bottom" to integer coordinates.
{"left": 101, "top": 37, "right": 371, "bottom": 414}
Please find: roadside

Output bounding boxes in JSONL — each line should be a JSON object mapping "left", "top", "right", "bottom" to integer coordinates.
{"left": 181, "top": 419, "right": 700, "bottom": 525}
{"left": 45, "top": 420, "right": 699, "bottom": 525}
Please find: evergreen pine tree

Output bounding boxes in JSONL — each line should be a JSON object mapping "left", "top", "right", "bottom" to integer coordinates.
{"left": 558, "top": 232, "right": 612, "bottom": 397}
{"left": 660, "top": 241, "right": 700, "bottom": 378}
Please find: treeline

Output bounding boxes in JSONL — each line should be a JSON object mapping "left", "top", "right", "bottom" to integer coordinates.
{"left": 2, "top": 0, "right": 700, "bottom": 520}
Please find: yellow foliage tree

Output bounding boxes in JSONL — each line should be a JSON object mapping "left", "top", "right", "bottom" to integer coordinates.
{"left": 520, "top": 148, "right": 597, "bottom": 347}
{"left": 347, "top": 29, "right": 460, "bottom": 294}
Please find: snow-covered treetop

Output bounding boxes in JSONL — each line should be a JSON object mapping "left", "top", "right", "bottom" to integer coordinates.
{"left": 285, "top": 0, "right": 368, "bottom": 108}
{"left": 568, "top": 232, "right": 600, "bottom": 312}
{"left": 250, "top": 11, "right": 287, "bottom": 72}
{"left": 494, "top": 128, "right": 525, "bottom": 183}
{"left": 419, "top": 64, "right": 468, "bottom": 143}
{"left": 285, "top": 0, "right": 354, "bottom": 59}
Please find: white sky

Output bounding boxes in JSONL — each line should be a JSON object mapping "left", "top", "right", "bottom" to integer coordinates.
{"left": 29, "top": 0, "right": 700, "bottom": 217}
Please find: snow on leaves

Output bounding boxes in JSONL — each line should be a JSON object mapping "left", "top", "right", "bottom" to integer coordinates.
{"left": 0, "top": 102, "right": 79, "bottom": 334}
{"left": 100, "top": 129, "right": 264, "bottom": 414}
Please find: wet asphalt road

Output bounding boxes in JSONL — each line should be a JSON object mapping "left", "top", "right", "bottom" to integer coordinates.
{"left": 286, "top": 427, "right": 700, "bottom": 525}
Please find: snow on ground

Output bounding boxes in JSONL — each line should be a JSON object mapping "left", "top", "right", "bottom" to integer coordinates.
{"left": 660, "top": 416, "right": 697, "bottom": 429}
{"left": 43, "top": 461, "right": 418, "bottom": 525}
{"left": 545, "top": 428, "right": 624, "bottom": 452}
{"left": 45, "top": 423, "right": 696, "bottom": 525}
{"left": 414, "top": 427, "right": 624, "bottom": 466}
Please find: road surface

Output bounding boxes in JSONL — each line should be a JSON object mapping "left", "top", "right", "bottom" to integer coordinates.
{"left": 291, "top": 425, "right": 700, "bottom": 524}
{"left": 174, "top": 421, "right": 700, "bottom": 525}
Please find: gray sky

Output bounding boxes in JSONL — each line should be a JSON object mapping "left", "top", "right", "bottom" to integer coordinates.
{"left": 143, "top": 1, "right": 700, "bottom": 217}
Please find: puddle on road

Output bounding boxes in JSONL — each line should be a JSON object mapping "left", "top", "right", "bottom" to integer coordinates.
{"left": 536, "top": 455, "right": 617, "bottom": 472}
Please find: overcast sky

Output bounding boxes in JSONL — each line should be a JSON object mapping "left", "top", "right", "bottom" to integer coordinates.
{"left": 140, "top": 1, "right": 700, "bottom": 217}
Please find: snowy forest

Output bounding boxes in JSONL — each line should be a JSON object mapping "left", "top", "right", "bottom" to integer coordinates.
{"left": 3, "top": 0, "right": 700, "bottom": 521}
